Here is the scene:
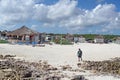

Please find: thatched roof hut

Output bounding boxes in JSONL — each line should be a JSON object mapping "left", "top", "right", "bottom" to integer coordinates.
{"left": 7, "top": 26, "right": 38, "bottom": 36}
{"left": 7, "top": 26, "right": 39, "bottom": 43}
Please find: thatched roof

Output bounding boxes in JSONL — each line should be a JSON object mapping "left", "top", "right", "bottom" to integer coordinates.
{"left": 7, "top": 26, "right": 38, "bottom": 36}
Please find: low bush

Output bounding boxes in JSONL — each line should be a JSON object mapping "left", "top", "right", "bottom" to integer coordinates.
{"left": 0, "top": 40, "right": 8, "bottom": 43}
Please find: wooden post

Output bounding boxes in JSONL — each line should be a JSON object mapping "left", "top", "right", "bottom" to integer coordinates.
{"left": 22, "top": 35, "right": 25, "bottom": 43}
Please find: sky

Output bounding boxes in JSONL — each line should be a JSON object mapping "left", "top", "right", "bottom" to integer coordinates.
{"left": 0, "top": 0, "right": 120, "bottom": 35}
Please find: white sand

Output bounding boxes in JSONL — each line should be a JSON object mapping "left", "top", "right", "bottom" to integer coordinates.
{"left": 0, "top": 43, "right": 120, "bottom": 80}
{"left": 0, "top": 43, "right": 120, "bottom": 67}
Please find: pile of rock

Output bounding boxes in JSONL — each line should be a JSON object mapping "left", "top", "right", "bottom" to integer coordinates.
{"left": 1, "top": 54, "right": 87, "bottom": 80}
{"left": 0, "top": 54, "right": 16, "bottom": 59}
{"left": 71, "top": 75, "right": 88, "bottom": 80}
{"left": 0, "top": 54, "right": 89, "bottom": 80}
{"left": 0, "top": 55, "right": 62, "bottom": 80}
{"left": 78, "top": 57, "right": 120, "bottom": 75}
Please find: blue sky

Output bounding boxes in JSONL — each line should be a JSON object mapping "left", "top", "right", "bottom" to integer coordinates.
{"left": 0, "top": 0, "right": 120, "bottom": 35}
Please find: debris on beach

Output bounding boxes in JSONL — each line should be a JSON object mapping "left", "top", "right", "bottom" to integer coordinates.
{"left": 78, "top": 57, "right": 120, "bottom": 75}
{"left": 0, "top": 54, "right": 88, "bottom": 80}
{"left": 71, "top": 75, "right": 88, "bottom": 80}
{"left": 0, "top": 54, "right": 61, "bottom": 80}
{"left": 1, "top": 54, "right": 119, "bottom": 80}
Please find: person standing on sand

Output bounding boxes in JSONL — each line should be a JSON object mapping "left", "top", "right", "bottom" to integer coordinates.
{"left": 77, "top": 48, "right": 82, "bottom": 61}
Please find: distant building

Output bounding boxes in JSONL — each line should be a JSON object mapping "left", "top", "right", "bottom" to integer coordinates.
{"left": 45, "top": 35, "right": 52, "bottom": 42}
{"left": 78, "top": 36, "right": 86, "bottom": 43}
{"left": 74, "top": 36, "right": 86, "bottom": 43}
{"left": 65, "top": 33, "right": 74, "bottom": 42}
{"left": 115, "top": 37, "right": 120, "bottom": 44}
{"left": 94, "top": 35, "right": 104, "bottom": 43}
{"left": 54, "top": 35, "right": 61, "bottom": 40}
{"left": 39, "top": 33, "right": 46, "bottom": 44}
{"left": 74, "top": 37, "right": 79, "bottom": 43}
{"left": 7, "top": 26, "right": 39, "bottom": 44}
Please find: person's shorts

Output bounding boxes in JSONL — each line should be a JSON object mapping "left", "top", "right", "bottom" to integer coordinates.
{"left": 78, "top": 55, "right": 82, "bottom": 58}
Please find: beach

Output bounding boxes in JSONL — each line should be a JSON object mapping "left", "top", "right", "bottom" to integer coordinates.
{"left": 0, "top": 43, "right": 120, "bottom": 66}
{"left": 0, "top": 43, "right": 120, "bottom": 80}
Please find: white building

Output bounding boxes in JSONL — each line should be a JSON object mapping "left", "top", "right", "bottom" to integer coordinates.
{"left": 115, "top": 37, "right": 120, "bottom": 44}
{"left": 78, "top": 36, "right": 86, "bottom": 43}
{"left": 45, "top": 35, "right": 52, "bottom": 42}
{"left": 94, "top": 36, "right": 104, "bottom": 43}
{"left": 74, "top": 37, "right": 79, "bottom": 43}
{"left": 74, "top": 36, "right": 86, "bottom": 43}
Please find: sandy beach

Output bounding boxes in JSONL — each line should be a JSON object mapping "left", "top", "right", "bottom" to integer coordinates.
{"left": 0, "top": 43, "right": 120, "bottom": 67}
{"left": 0, "top": 43, "right": 120, "bottom": 80}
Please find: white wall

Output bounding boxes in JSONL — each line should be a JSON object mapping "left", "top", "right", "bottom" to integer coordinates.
{"left": 94, "top": 38, "right": 104, "bottom": 43}
{"left": 78, "top": 37, "right": 86, "bottom": 43}
{"left": 115, "top": 40, "right": 120, "bottom": 44}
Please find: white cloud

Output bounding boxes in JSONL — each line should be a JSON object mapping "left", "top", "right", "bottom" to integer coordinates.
{"left": 84, "top": 4, "right": 117, "bottom": 26}
{"left": 33, "top": 4, "right": 51, "bottom": 23}
{"left": 47, "top": 0, "right": 77, "bottom": 20}
{"left": 0, "top": 0, "right": 120, "bottom": 33}
{"left": 56, "top": 4, "right": 120, "bottom": 32}
{"left": 33, "top": 0, "right": 78, "bottom": 23}
{"left": 31, "top": 25, "right": 38, "bottom": 31}
{"left": 0, "top": 0, "right": 34, "bottom": 27}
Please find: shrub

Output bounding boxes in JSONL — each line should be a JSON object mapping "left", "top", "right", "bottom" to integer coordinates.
{"left": 53, "top": 39, "right": 73, "bottom": 45}
{"left": 0, "top": 40, "right": 8, "bottom": 43}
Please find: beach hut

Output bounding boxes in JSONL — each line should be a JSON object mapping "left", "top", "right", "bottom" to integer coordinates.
{"left": 78, "top": 36, "right": 86, "bottom": 43}
{"left": 94, "top": 35, "right": 104, "bottom": 43}
{"left": 7, "top": 26, "right": 39, "bottom": 44}
{"left": 65, "top": 33, "right": 74, "bottom": 42}
{"left": 74, "top": 36, "right": 86, "bottom": 43}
